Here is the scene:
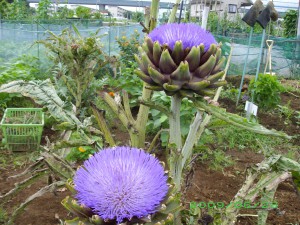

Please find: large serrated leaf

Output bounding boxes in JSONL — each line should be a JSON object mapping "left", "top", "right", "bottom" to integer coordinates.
{"left": 0, "top": 79, "right": 81, "bottom": 126}
{"left": 194, "top": 101, "right": 292, "bottom": 139}
{"left": 273, "top": 156, "right": 300, "bottom": 172}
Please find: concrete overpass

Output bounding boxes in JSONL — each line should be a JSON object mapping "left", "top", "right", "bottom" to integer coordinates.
{"left": 26, "top": 0, "right": 175, "bottom": 9}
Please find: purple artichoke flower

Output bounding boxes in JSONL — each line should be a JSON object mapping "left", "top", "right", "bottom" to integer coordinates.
{"left": 74, "top": 146, "right": 168, "bottom": 223}
{"left": 148, "top": 23, "right": 217, "bottom": 51}
{"left": 135, "top": 23, "right": 227, "bottom": 96}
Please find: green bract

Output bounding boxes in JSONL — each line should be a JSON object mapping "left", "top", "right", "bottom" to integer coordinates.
{"left": 135, "top": 37, "right": 226, "bottom": 96}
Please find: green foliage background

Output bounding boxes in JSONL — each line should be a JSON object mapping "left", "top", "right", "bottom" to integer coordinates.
{"left": 283, "top": 10, "right": 298, "bottom": 37}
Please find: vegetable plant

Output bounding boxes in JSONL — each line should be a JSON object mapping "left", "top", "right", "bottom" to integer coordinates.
{"left": 37, "top": 26, "right": 108, "bottom": 113}
{"left": 62, "top": 147, "right": 179, "bottom": 225}
{"left": 133, "top": 21, "right": 291, "bottom": 225}
{"left": 248, "top": 74, "right": 284, "bottom": 110}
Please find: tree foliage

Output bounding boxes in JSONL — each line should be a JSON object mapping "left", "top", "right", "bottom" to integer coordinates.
{"left": 54, "top": 6, "right": 74, "bottom": 19}
{"left": 75, "top": 6, "right": 91, "bottom": 19}
{"left": 2, "top": 0, "right": 30, "bottom": 19}
{"left": 132, "top": 11, "right": 144, "bottom": 22}
{"left": 283, "top": 10, "right": 298, "bottom": 37}
{"left": 36, "top": 0, "right": 51, "bottom": 20}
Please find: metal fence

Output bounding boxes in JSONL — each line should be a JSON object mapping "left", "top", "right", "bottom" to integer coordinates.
{"left": 0, "top": 19, "right": 299, "bottom": 78}
{"left": 0, "top": 19, "right": 143, "bottom": 63}
{"left": 214, "top": 33, "right": 300, "bottom": 79}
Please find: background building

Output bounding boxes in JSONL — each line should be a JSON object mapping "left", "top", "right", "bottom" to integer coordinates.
{"left": 190, "top": 0, "right": 253, "bottom": 20}
{"left": 105, "top": 5, "right": 130, "bottom": 18}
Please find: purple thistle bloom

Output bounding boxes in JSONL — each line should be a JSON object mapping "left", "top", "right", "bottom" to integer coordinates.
{"left": 74, "top": 146, "right": 168, "bottom": 223}
{"left": 148, "top": 23, "right": 217, "bottom": 51}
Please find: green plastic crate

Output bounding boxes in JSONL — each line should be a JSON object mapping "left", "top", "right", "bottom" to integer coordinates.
{"left": 0, "top": 108, "right": 44, "bottom": 151}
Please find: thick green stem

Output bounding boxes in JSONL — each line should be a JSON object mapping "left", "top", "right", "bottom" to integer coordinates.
{"left": 101, "top": 92, "right": 139, "bottom": 146}
{"left": 91, "top": 105, "right": 115, "bottom": 147}
{"left": 168, "top": 0, "right": 181, "bottom": 23}
{"left": 169, "top": 93, "right": 182, "bottom": 149}
{"left": 132, "top": 0, "right": 159, "bottom": 148}
{"left": 75, "top": 79, "right": 82, "bottom": 112}
{"left": 181, "top": 110, "right": 203, "bottom": 167}
{"left": 195, "top": 113, "right": 211, "bottom": 143}
{"left": 144, "top": 7, "right": 150, "bottom": 30}
{"left": 135, "top": 84, "right": 152, "bottom": 148}
{"left": 149, "top": 0, "right": 160, "bottom": 31}
{"left": 168, "top": 93, "right": 183, "bottom": 195}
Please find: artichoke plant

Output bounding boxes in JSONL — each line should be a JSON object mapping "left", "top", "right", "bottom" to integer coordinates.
{"left": 62, "top": 146, "right": 181, "bottom": 225}
{"left": 135, "top": 23, "right": 226, "bottom": 96}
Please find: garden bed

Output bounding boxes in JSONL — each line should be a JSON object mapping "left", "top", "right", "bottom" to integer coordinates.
{"left": 0, "top": 77, "right": 299, "bottom": 225}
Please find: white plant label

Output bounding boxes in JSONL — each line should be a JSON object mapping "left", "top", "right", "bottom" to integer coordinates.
{"left": 245, "top": 101, "right": 258, "bottom": 116}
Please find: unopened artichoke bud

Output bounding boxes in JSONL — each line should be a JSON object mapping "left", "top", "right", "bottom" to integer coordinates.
{"left": 135, "top": 23, "right": 227, "bottom": 96}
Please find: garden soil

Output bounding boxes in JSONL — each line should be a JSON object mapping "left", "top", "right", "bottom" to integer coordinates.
{"left": 0, "top": 77, "right": 299, "bottom": 225}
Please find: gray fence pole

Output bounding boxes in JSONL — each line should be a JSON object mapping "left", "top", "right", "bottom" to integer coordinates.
{"left": 37, "top": 22, "right": 40, "bottom": 60}
{"left": 0, "top": 15, "right": 2, "bottom": 40}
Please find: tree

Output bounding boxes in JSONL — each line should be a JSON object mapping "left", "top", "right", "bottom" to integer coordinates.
{"left": 5, "top": 0, "right": 30, "bottom": 20}
{"left": 283, "top": 10, "right": 298, "bottom": 37}
{"left": 36, "top": 0, "right": 51, "bottom": 20}
{"left": 123, "top": 10, "right": 132, "bottom": 20}
{"left": 75, "top": 6, "right": 91, "bottom": 19}
{"left": 55, "top": 6, "right": 74, "bottom": 19}
{"left": 132, "top": 11, "right": 144, "bottom": 22}
{"left": 0, "top": 0, "right": 9, "bottom": 18}
{"left": 93, "top": 11, "right": 103, "bottom": 19}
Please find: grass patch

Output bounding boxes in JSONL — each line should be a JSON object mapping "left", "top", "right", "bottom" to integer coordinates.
{"left": 194, "top": 120, "right": 295, "bottom": 170}
{"left": 0, "top": 206, "right": 8, "bottom": 224}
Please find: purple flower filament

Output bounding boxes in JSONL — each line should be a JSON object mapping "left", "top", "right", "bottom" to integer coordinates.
{"left": 148, "top": 23, "right": 217, "bottom": 51}
{"left": 74, "top": 146, "right": 168, "bottom": 223}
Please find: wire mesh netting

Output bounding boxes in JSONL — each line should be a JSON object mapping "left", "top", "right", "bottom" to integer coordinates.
{"left": 0, "top": 19, "right": 143, "bottom": 63}
{"left": 0, "top": 19, "right": 299, "bottom": 78}
{"left": 214, "top": 33, "right": 300, "bottom": 79}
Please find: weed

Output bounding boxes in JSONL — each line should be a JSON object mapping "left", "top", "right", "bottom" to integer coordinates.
{"left": 220, "top": 84, "right": 239, "bottom": 101}
{"left": 0, "top": 206, "right": 8, "bottom": 224}
{"left": 198, "top": 120, "right": 290, "bottom": 153}
{"left": 66, "top": 146, "right": 97, "bottom": 162}
{"left": 182, "top": 200, "right": 224, "bottom": 225}
{"left": 195, "top": 144, "right": 234, "bottom": 171}
{"left": 276, "top": 101, "right": 295, "bottom": 124}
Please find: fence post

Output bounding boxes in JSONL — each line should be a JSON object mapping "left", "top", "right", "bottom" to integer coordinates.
{"left": 296, "top": 4, "right": 300, "bottom": 62}
{"left": 37, "top": 22, "right": 40, "bottom": 60}
{"left": 108, "top": 26, "right": 111, "bottom": 56}
{"left": 0, "top": 14, "right": 2, "bottom": 40}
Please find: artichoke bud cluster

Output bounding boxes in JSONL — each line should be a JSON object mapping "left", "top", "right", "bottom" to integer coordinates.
{"left": 135, "top": 37, "right": 227, "bottom": 97}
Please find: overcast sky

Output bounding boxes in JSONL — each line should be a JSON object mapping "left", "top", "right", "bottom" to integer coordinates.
{"left": 262, "top": 0, "right": 299, "bottom": 12}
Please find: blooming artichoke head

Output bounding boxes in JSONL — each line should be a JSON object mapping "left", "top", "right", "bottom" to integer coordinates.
{"left": 62, "top": 146, "right": 180, "bottom": 225}
{"left": 135, "top": 23, "right": 227, "bottom": 96}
